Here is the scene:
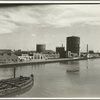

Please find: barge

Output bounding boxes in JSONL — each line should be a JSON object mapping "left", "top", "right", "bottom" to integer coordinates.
{"left": 0, "top": 74, "right": 34, "bottom": 97}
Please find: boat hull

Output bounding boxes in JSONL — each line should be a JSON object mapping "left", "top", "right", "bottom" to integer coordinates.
{"left": 0, "top": 76, "right": 34, "bottom": 97}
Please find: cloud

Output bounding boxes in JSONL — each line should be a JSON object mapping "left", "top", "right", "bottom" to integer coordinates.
{"left": 86, "top": 20, "right": 100, "bottom": 26}
{"left": 32, "top": 33, "right": 36, "bottom": 37}
{"left": 0, "top": 4, "right": 99, "bottom": 34}
{"left": 0, "top": 20, "right": 17, "bottom": 34}
{"left": 37, "top": 5, "right": 100, "bottom": 27}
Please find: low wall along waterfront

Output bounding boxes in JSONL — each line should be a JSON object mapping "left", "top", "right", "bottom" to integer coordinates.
{"left": 0, "top": 57, "right": 100, "bottom": 67}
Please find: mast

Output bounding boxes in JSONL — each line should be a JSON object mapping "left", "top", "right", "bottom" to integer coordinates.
{"left": 86, "top": 44, "right": 89, "bottom": 68}
{"left": 14, "top": 67, "right": 16, "bottom": 78}
{"left": 62, "top": 44, "right": 63, "bottom": 47}
{"left": 87, "top": 44, "right": 88, "bottom": 57}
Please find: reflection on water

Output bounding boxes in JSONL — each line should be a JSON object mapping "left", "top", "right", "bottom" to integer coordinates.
{"left": 0, "top": 67, "right": 14, "bottom": 80}
{"left": 60, "top": 60, "right": 79, "bottom": 65}
{"left": 67, "top": 61, "right": 80, "bottom": 72}
{"left": 0, "top": 59, "right": 100, "bottom": 97}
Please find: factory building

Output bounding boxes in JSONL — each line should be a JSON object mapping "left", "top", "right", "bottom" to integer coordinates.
{"left": 36, "top": 44, "right": 46, "bottom": 53}
{"left": 42, "top": 50, "right": 60, "bottom": 59}
{"left": 66, "top": 36, "right": 80, "bottom": 57}
{"left": 56, "top": 45, "right": 66, "bottom": 58}
{"left": 14, "top": 50, "right": 46, "bottom": 61}
{"left": 15, "top": 49, "right": 59, "bottom": 61}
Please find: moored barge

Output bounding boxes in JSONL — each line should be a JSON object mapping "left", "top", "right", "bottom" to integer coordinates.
{"left": 0, "top": 74, "right": 34, "bottom": 97}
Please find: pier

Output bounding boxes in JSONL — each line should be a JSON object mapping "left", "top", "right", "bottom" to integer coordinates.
{"left": 0, "top": 57, "right": 100, "bottom": 67}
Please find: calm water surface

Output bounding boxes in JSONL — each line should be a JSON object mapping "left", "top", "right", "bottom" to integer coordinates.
{"left": 0, "top": 59, "right": 100, "bottom": 97}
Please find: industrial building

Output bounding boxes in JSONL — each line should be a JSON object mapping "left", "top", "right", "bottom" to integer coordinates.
{"left": 36, "top": 44, "right": 46, "bottom": 53}
{"left": 15, "top": 49, "right": 59, "bottom": 61}
{"left": 56, "top": 45, "right": 66, "bottom": 58}
{"left": 66, "top": 36, "right": 80, "bottom": 57}
{"left": 42, "top": 50, "right": 60, "bottom": 59}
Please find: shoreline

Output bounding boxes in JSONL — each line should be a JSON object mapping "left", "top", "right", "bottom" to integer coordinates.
{"left": 0, "top": 57, "right": 100, "bottom": 67}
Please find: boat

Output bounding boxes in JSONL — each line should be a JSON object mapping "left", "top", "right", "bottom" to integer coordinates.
{"left": 0, "top": 74, "right": 34, "bottom": 97}
{"left": 67, "top": 69, "right": 79, "bottom": 72}
{"left": 67, "top": 66, "right": 80, "bottom": 72}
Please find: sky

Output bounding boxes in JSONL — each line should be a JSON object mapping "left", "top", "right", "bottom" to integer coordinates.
{"left": 0, "top": 4, "right": 100, "bottom": 52}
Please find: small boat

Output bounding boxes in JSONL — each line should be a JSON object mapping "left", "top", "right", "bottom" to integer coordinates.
{"left": 0, "top": 74, "right": 34, "bottom": 97}
{"left": 67, "top": 69, "right": 79, "bottom": 72}
{"left": 67, "top": 66, "right": 80, "bottom": 72}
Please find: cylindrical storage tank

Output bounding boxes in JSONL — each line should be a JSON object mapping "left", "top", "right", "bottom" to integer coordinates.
{"left": 66, "top": 36, "right": 80, "bottom": 56}
{"left": 36, "top": 44, "right": 46, "bottom": 53}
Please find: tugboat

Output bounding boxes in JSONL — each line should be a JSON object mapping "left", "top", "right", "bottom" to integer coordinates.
{"left": 0, "top": 67, "right": 34, "bottom": 97}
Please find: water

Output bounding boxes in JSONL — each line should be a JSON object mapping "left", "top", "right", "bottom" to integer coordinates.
{"left": 0, "top": 59, "right": 100, "bottom": 97}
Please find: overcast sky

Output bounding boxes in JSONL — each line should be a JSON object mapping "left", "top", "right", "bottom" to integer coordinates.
{"left": 0, "top": 4, "right": 100, "bottom": 52}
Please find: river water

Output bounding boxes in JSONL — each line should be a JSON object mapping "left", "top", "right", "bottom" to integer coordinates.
{"left": 0, "top": 59, "right": 100, "bottom": 98}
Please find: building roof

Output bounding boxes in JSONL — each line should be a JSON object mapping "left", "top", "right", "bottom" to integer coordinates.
{"left": 14, "top": 50, "right": 36, "bottom": 56}
{"left": 42, "top": 50, "right": 55, "bottom": 54}
{"left": 0, "top": 49, "right": 12, "bottom": 54}
{"left": 67, "top": 36, "right": 80, "bottom": 38}
{"left": 56, "top": 47, "right": 65, "bottom": 49}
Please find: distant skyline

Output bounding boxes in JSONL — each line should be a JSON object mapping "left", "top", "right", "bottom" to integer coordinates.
{"left": 0, "top": 4, "right": 100, "bottom": 52}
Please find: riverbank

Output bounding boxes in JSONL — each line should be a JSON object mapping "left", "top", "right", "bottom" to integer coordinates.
{"left": 0, "top": 57, "right": 100, "bottom": 67}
